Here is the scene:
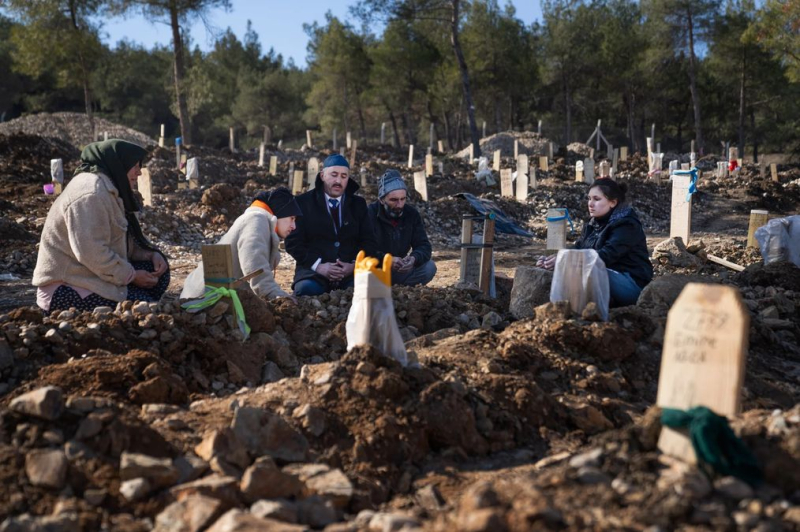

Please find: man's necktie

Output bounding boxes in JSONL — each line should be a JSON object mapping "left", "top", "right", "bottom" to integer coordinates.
{"left": 328, "top": 198, "right": 340, "bottom": 232}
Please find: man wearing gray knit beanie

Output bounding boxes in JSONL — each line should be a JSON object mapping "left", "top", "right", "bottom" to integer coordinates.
{"left": 368, "top": 169, "right": 436, "bottom": 286}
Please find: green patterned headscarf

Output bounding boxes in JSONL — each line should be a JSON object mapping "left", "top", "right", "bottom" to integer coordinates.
{"left": 75, "top": 139, "right": 147, "bottom": 213}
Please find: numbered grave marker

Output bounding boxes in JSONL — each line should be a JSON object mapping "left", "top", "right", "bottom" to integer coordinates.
{"left": 656, "top": 283, "right": 748, "bottom": 463}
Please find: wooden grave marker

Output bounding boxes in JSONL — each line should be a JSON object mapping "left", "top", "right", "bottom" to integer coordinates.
{"left": 308, "top": 157, "right": 319, "bottom": 189}
{"left": 138, "top": 168, "right": 153, "bottom": 207}
{"left": 747, "top": 210, "right": 769, "bottom": 248}
{"left": 728, "top": 147, "right": 738, "bottom": 167}
{"left": 670, "top": 174, "right": 692, "bottom": 243}
{"left": 546, "top": 208, "right": 568, "bottom": 250}
{"left": 306, "top": 130, "right": 313, "bottom": 148}
{"left": 669, "top": 160, "right": 678, "bottom": 176}
{"left": 500, "top": 168, "right": 513, "bottom": 197}
{"left": 159, "top": 124, "right": 165, "bottom": 148}
{"left": 459, "top": 216, "right": 495, "bottom": 297}
{"left": 548, "top": 142, "right": 554, "bottom": 160}
{"left": 681, "top": 163, "right": 691, "bottom": 171}
{"left": 349, "top": 140, "right": 358, "bottom": 169}
{"left": 408, "top": 145, "right": 414, "bottom": 169}
{"left": 620, "top": 146, "right": 628, "bottom": 161}
{"left": 770, "top": 163, "right": 778, "bottom": 182}
{"left": 51, "top": 158, "right": 63, "bottom": 195}
{"left": 514, "top": 140, "right": 519, "bottom": 159}
{"left": 425, "top": 154, "right": 434, "bottom": 177}
{"left": 469, "top": 144, "right": 475, "bottom": 165}
{"left": 229, "top": 127, "right": 236, "bottom": 153}
{"left": 612, "top": 148, "right": 619, "bottom": 174}
{"left": 346, "top": 131, "right": 352, "bottom": 149}
{"left": 516, "top": 155, "right": 529, "bottom": 201}
{"left": 413, "top": 171, "right": 428, "bottom": 202}
{"left": 201, "top": 244, "right": 236, "bottom": 320}
{"left": 438, "top": 140, "right": 444, "bottom": 153}
{"left": 360, "top": 168, "right": 367, "bottom": 188}
{"left": 598, "top": 160, "right": 610, "bottom": 177}
{"left": 269, "top": 156, "right": 277, "bottom": 176}
{"left": 292, "top": 170, "right": 304, "bottom": 195}
{"left": 539, "top": 155, "right": 549, "bottom": 172}
{"left": 258, "top": 143, "right": 266, "bottom": 167}
{"left": 493, "top": 150, "right": 501, "bottom": 172}
{"left": 656, "top": 283, "right": 748, "bottom": 463}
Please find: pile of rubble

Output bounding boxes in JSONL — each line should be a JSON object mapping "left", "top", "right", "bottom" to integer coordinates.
{"left": 455, "top": 131, "right": 556, "bottom": 160}
{"left": 0, "top": 113, "right": 156, "bottom": 150}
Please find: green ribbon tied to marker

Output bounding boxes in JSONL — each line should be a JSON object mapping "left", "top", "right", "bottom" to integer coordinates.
{"left": 661, "top": 406, "right": 762, "bottom": 486}
{"left": 546, "top": 208, "right": 575, "bottom": 234}
{"left": 672, "top": 166, "right": 699, "bottom": 202}
{"left": 181, "top": 286, "right": 251, "bottom": 340}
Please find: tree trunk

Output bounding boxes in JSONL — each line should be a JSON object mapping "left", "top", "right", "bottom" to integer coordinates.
{"left": 738, "top": 49, "right": 747, "bottom": 157}
{"left": 494, "top": 96, "right": 502, "bottom": 134}
{"left": 750, "top": 108, "right": 757, "bottom": 163}
{"left": 564, "top": 75, "right": 572, "bottom": 146}
{"left": 443, "top": 111, "right": 453, "bottom": 150}
{"left": 450, "top": 0, "right": 481, "bottom": 157}
{"left": 67, "top": 0, "right": 94, "bottom": 136}
{"left": 388, "top": 108, "right": 401, "bottom": 148}
{"left": 357, "top": 102, "right": 367, "bottom": 145}
{"left": 169, "top": 2, "right": 192, "bottom": 144}
{"left": 686, "top": 7, "right": 703, "bottom": 152}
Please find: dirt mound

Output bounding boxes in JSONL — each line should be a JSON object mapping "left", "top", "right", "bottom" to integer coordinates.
{"left": 455, "top": 131, "right": 555, "bottom": 159}
{"left": 0, "top": 113, "right": 156, "bottom": 149}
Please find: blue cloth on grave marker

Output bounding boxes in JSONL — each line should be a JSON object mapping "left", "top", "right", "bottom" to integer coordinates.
{"left": 456, "top": 193, "right": 534, "bottom": 237}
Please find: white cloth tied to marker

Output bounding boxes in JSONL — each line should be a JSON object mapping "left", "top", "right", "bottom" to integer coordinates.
{"left": 345, "top": 251, "right": 417, "bottom": 367}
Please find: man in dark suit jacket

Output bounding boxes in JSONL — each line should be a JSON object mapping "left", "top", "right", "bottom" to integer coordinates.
{"left": 368, "top": 169, "right": 436, "bottom": 286}
{"left": 286, "top": 154, "right": 378, "bottom": 296}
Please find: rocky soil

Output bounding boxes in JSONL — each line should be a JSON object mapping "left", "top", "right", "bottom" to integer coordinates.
{"left": 0, "top": 120, "right": 798, "bottom": 531}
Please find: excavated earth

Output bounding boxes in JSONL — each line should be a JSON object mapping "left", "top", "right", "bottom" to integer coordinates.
{"left": 0, "top": 125, "right": 798, "bottom": 531}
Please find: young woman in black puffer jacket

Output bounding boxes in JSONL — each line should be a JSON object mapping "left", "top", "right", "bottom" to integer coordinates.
{"left": 537, "top": 178, "right": 653, "bottom": 306}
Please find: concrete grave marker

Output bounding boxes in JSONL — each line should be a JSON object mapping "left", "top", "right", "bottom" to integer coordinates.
{"left": 292, "top": 170, "right": 304, "bottom": 195}
{"left": 670, "top": 174, "right": 692, "bottom": 243}
{"left": 50, "top": 159, "right": 63, "bottom": 185}
{"left": 425, "top": 154, "right": 434, "bottom": 177}
{"left": 413, "top": 170, "right": 428, "bottom": 202}
{"left": 360, "top": 168, "right": 367, "bottom": 188}
{"left": 493, "top": 150, "right": 501, "bottom": 172}
{"left": 159, "top": 124, "right": 165, "bottom": 148}
{"left": 575, "top": 160, "right": 584, "bottom": 183}
{"left": 583, "top": 158, "right": 595, "bottom": 185}
{"left": 747, "top": 210, "right": 769, "bottom": 248}
{"left": 656, "top": 283, "right": 748, "bottom": 463}
{"left": 620, "top": 146, "right": 628, "bottom": 161}
{"left": 138, "top": 168, "right": 153, "bottom": 207}
{"left": 539, "top": 156, "right": 549, "bottom": 172}
{"left": 516, "top": 155, "right": 529, "bottom": 201}
{"left": 681, "top": 163, "right": 691, "bottom": 171}
{"left": 546, "top": 208, "right": 568, "bottom": 251}
{"left": 717, "top": 161, "right": 727, "bottom": 178}
{"left": 308, "top": 157, "right": 319, "bottom": 189}
{"left": 186, "top": 157, "right": 199, "bottom": 189}
{"left": 770, "top": 163, "right": 778, "bottom": 182}
{"left": 599, "top": 160, "right": 610, "bottom": 177}
{"left": 669, "top": 160, "right": 678, "bottom": 175}
{"left": 531, "top": 167, "right": 537, "bottom": 190}
{"left": 500, "top": 168, "right": 513, "bottom": 197}
{"left": 728, "top": 147, "right": 738, "bottom": 167}
{"left": 269, "top": 156, "right": 277, "bottom": 176}
{"left": 408, "top": 145, "right": 414, "bottom": 169}
{"left": 103, "top": 131, "right": 108, "bottom": 141}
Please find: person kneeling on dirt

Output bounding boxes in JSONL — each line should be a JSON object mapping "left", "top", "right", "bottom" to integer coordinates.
{"left": 368, "top": 169, "right": 436, "bottom": 286}
{"left": 181, "top": 187, "right": 302, "bottom": 301}
{"left": 33, "top": 140, "right": 170, "bottom": 315}
{"left": 537, "top": 177, "right": 653, "bottom": 306}
{"left": 286, "top": 154, "right": 378, "bottom": 296}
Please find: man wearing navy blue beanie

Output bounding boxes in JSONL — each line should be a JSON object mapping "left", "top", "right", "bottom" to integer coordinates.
{"left": 285, "top": 153, "right": 378, "bottom": 295}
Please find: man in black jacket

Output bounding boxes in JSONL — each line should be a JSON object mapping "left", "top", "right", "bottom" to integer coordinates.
{"left": 286, "top": 154, "right": 378, "bottom": 296}
{"left": 368, "top": 170, "right": 436, "bottom": 286}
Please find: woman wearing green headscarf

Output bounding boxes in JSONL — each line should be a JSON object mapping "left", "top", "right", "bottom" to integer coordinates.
{"left": 32, "top": 139, "right": 170, "bottom": 314}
